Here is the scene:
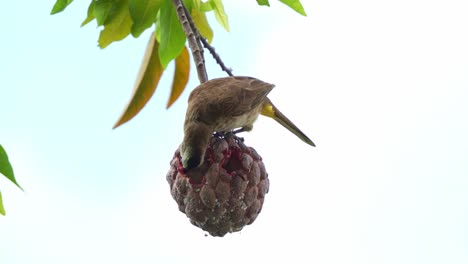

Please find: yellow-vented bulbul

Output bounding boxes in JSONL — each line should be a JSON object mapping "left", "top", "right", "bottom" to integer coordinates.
{"left": 181, "top": 76, "right": 315, "bottom": 171}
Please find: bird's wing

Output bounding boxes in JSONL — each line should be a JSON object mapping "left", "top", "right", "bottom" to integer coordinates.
{"left": 218, "top": 76, "right": 274, "bottom": 117}
{"left": 188, "top": 76, "right": 274, "bottom": 124}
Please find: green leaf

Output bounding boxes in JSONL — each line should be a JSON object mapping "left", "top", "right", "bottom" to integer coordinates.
{"left": 98, "top": 0, "right": 133, "bottom": 48}
{"left": 158, "top": 0, "right": 186, "bottom": 68}
{"left": 155, "top": 18, "right": 161, "bottom": 42}
{"left": 94, "top": 0, "right": 117, "bottom": 26}
{"left": 129, "top": 0, "right": 163, "bottom": 37}
{"left": 0, "top": 191, "right": 5, "bottom": 216}
{"left": 192, "top": 0, "right": 201, "bottom": 10}
{"left": 209, "top": 0, "right": 229, "bottom": 31}
{"left": 183, "top": 0, "right": 194, "bottom": 11}
{"left": 0, "top": 145, "right": 22, "bottom": 190}
{"left": 256, "top": 0, "right": 270, "bottom": 6}
{"left": 192, "top": 7, "right": 213, "bottom": 43}
{"left": 114, "top": 34, "right": 165, "bottom": 128}
{"left": 51, "top": 0, "right": 73, "bottom": 15}
{"left": 278, "top": 0, "right": 307, "bottom": 16}
{"left": 81, "top": 1, "right": 96, "bottom": 27}
{"left": 199, "top": 1, "right": 213, "bottom": 12}
{"left": 167, "top": 46, "right": 190, "bottom": 108}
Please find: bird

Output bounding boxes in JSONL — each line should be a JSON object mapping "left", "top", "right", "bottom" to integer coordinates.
{"left": 180, "top": 76, "right": 315, "bottom": 172}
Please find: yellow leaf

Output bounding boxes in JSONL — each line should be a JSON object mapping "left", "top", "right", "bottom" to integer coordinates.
{"left": 167, "top": 46, "right": 190, "bottom": 109}
{"left": 192, "top": 7, "right": 213, "bottom": 43}
{"left": 113, "top": 34, "right": 164, "bottom": 128}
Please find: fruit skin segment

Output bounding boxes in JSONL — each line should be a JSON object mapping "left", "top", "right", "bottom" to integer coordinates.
{"left": 167, "top": 136, "right": 269, "bottom": 237}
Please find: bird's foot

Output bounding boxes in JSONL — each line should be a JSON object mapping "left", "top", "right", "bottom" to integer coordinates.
{"left": 232, "top": 127, "right": 247, "bottom": 134}
{"left": 213, "top": 131, "right": 226, "bottom": 138}
{"left": 228, "top": 131, "right": 244, "bottom": 142}
{"left": 213, "top": 131, "right": 244, "bottom": 142}
{"left": 213, "top": 131, "right": 234, "bottom": 138}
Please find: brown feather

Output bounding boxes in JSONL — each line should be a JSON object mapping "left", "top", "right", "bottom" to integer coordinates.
{"left": 181, "top": 76, "right": 315, "bottom": 171}
{"left": 186, "top": 76, "right": 274, "bottom": 132}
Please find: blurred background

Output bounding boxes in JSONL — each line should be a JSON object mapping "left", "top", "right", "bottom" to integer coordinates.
{"left": 1, "top": 0, "right": 467, "bottom": 263}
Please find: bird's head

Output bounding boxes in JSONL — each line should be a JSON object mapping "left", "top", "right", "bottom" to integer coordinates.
{"left": 181, "top": 154, "right": 202, "bottom": 173}
{"left": 180, "top": 121, "right": 212, "bottom": 173}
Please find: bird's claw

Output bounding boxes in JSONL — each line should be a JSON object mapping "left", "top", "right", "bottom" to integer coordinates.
{"left": 213, "top": 131, "right": 225, "bottom": 138}
{"left": 213, "top": 130, "right": 244, "bottom": 142}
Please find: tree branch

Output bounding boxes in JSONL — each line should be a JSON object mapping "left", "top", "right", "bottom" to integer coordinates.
{"left": 181, "top": 5, "right": 204, "bottom": 58}
{"left": 171, "top": 0, "right": 208, "bottom": 83}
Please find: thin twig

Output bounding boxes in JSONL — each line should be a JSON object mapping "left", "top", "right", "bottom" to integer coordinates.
{"left": 171, "top": 0, "right": 208, "bottom": 83}
{"left": 173, "top": 0, "right": 234, "bottom": 79}
{"left": 180, "top": 5, "right": 234, "bottom": 76}
{"left": 199, "top": 37, "right": 234, "bottom": 76}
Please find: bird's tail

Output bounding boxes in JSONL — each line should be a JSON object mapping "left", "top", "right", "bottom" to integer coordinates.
{"left": 261, "top": 100, "right": 316, "bottom": 147}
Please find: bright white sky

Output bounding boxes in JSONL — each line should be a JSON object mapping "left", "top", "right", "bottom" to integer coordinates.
{"left": 1, "top": 0, "right": 467, "bottom": 263}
